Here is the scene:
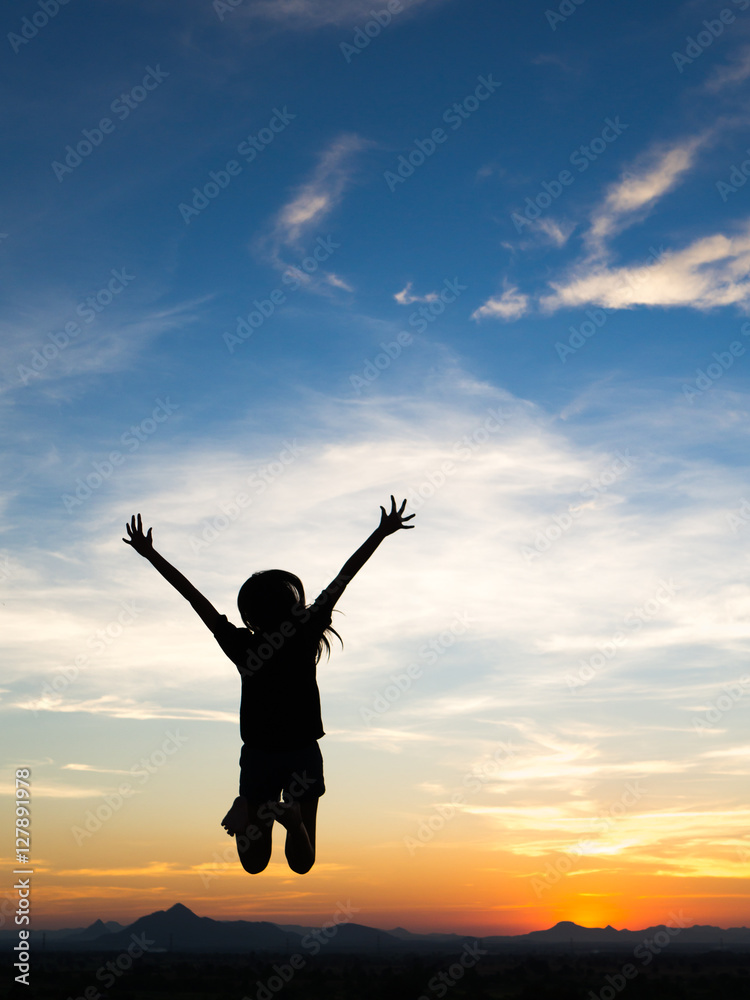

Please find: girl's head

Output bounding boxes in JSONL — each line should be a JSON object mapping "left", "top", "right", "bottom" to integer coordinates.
{"left": 237, "top": 569, "right": 342, "bottom": 662}
{"left": 237, "top": 569, "right": 304, "bottom": 631}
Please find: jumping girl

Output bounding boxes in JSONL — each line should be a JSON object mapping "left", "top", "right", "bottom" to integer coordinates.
{"left": 123, "top": 497, "right": 414, "bottom": 874}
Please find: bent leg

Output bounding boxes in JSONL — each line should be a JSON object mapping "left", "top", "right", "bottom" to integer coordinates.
{"left": 277, "top": 797, "right": 318, "bottom": 874}
{"left": 234, "top": 800, "right": 273, "bottom": 874}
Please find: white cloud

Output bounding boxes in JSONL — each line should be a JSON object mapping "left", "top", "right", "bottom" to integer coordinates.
{"left": 270, "top": 133, "right": 368, "bottom": 252}
{"left": 326, "top": 273, "right": 354, "bottom": 291}
{"left": 474, "top": 132, "right": 750, "bottom": 320}
{"left": 394, "top": 282, "right": 440, "bottom": 305}
{"left": 588, "top": 138, "right": 707, "bottom": 249}
{"left": 534, "top": 216, "right": 574, "bottom": 247}
{"left": 471, "top": 283, "right": 529, "bottom": 321}
{"left": 540, "top": 228, "right": 750, "bottom": 312}
{"left": 258, "top": 134, "right": 368, "bottom": 292}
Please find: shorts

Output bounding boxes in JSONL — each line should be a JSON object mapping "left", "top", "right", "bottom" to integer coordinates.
{"left": 239, "top": 740, "right": 325, "bottom": 804}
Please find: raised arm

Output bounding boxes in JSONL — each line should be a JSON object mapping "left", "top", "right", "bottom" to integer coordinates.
{"left": 318, "top": 496, "right": 414, "bottom": 608}
{"left": 122, "top": 513, "right": 222, "bottom": 632}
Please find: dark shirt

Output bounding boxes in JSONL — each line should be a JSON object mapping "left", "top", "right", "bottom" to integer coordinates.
{"left": 212, "top": 591, "right": 333, "bottom": 751}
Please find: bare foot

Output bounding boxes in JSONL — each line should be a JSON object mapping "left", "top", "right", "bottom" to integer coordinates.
{"left": 273, "top": 796, "right": 302, "bottom": 832}
{"left": 221, "top": 796, "right": 250, "bottom": 836}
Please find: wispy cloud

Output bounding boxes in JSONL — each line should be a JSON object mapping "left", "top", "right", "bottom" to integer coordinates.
{"left": 705, "top": 45, "right": 750, "bottom": 92}
{"left": 62, "top": 763, "right": 134, "bottom": 773}
{"left": 326, "top": 273, "right": 354, "bottom": 291}
{"left": 587, "top": 137, "right": 708, "bottom": 250}
{"left": 270, "top": 133, "right": 368, "bottom": 251}
{"left": 473, "top": 131, "right": 750, "bottom": 320}
{"left": 472, "top": 282, "right": 529, "bottom": 321}
{"left": 243, "top": 0, "right": 440, "bottom": 28}
{"left": 260, "top": 134, "right": 368, "bottom": 290}
{"left": 20, "top": 694, "right": 236, "bottom": 724}
{"left": 540, "top": 226, "right": 750, "bottom": 313}
{"left": 534, "top": 216, "right": 574, "bottom": 247}
{"left": 394, "top": 282, "right": 440, "bottom": 305}
{"left": 0, "top": 297, "right": 209, "bottom": 396}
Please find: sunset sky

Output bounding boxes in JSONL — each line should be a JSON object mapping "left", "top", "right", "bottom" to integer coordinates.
{"left": 2, "top": 0, "right": 750, "bottom": 935}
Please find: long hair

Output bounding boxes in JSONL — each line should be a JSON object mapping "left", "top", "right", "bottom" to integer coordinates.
{"left": 237, "top": 569, "right": 342, "bottom": 664}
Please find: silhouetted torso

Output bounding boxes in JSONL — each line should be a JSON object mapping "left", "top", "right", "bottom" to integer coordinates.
{"left": 212, "top": 596, "right": 332, "bottom": 750}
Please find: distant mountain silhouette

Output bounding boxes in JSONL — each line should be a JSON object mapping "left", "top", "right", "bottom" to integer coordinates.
{"left": 385, "top": 925, "right": 472, "bottom": 943}
{"left": 524, "top": 921, "right": 625, "bottom": 943}
{"left": 103, "top": 903, "right": 292, "bottom": 952}
{"left": 64, "top": 918, "right": 124, "bottom": 943}
{"left": 511, "top": 920, "right": 750, "bottom": 948}
{"left": 3, "top": 906, "right": 749, "bottom": 954}
{"left": 10, "top": 917, "right": 126, "bottom": 946}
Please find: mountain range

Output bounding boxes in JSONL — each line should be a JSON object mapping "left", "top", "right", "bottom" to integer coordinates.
{"left": 2, "top": 904, "right": 749, "bottom": 953}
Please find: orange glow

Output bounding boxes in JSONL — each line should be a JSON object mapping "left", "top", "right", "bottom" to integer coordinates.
{"left": 29, "top": 837, "right": 750, "bottom": 933}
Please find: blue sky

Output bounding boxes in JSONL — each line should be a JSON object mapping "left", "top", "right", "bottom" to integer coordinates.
{"left": 2, "top": 0, "right": 750, "bottom": 932}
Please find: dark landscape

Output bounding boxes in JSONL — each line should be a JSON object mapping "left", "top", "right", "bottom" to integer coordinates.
{"left": 2, "top": 904, "right": 749, "bottom": 999}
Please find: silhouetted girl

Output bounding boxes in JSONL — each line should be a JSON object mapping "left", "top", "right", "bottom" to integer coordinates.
{"left": 123, "top": 497, "right": 414, "bottom": 874}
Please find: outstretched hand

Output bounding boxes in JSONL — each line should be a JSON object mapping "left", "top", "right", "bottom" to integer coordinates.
{"left": 123, "top": 513, "right": 154, "bottom": 557}
{"left": 378, "top": 496, "right": 415, "bottom": 536}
